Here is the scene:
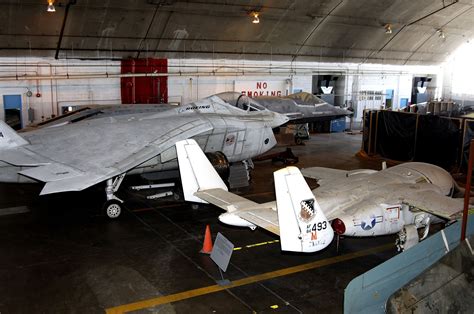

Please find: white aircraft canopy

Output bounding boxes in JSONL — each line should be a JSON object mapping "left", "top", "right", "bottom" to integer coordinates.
{"left": 213, "top": 92, "right": 267, "bottom": 112}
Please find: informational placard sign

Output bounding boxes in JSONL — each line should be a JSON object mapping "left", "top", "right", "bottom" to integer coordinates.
{"left": 210, "top": 232, "right": 234, "bottom": 272}
{"left": 235, "top": 80, "right": 287, "bottom": 97}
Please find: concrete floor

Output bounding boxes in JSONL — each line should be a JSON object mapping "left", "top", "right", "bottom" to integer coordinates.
{"left": 0, "top": 132, "right": 397, "bottom": 313}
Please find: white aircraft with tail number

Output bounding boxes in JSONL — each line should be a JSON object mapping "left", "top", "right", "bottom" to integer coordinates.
{"left": 176, "top": 139, "right": 466, "bottom": 252}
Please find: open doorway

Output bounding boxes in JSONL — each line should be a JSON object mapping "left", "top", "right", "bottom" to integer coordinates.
{"left": 3, "top": 95, "right": 22, "bottom": 130}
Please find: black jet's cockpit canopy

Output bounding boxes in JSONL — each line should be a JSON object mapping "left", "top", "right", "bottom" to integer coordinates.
{"left": 215, "top": 92, "right": 267, "bottom": 112}
{"left": 286, "top": 92, "right": 327, "bottom": 105}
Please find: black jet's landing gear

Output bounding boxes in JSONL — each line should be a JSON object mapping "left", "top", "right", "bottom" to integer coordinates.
{"left": 103, "top": 174, "right": 126, "bottom": 219}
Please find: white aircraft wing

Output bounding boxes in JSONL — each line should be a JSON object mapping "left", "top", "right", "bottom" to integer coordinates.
{"left": 2, "top": 118, "right": 213, "bottom": 194}
{"left": 194, "top": 188, "right": 260, "bottom": 212}
{"left": 237, "top": 207, "right": 279, "bottom": 235}
{"left": 0, "top": 147, "right": 50, "bottom": 166}
{"left": 195, "top": 189, "right": 279, "bottom": 235}
{"left": 399, "top": 188, "right": 465, "bottom": 220}
{"left": 301, "top": 167, "right": 348, "bottom": 182}
{"left": 318, "top": 182, "right": 465, "bottom": 221}
{"left": 302, "top": 166, "right": 377, "bottom": 185}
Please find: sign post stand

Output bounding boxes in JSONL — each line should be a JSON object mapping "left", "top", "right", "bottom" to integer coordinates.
{"left": 210, "top": 232, "right": 234, "bottom": 286}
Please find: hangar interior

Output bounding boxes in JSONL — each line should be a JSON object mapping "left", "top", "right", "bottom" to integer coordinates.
{"left": 1, "top": 1, "right": 474, "bottom": 313}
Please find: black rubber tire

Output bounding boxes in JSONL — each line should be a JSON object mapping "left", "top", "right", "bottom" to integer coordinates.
{"left": 103, "top": 200, "right": 122, "bottom": 219}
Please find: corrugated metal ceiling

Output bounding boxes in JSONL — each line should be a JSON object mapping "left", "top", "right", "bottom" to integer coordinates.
{"left": 0, "top": 0, "right": 472, "bottom": 64}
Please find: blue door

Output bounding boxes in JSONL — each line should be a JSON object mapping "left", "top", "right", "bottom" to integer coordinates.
{"left": 400, "top": 98, "right": 409, "bottom": 109}
{"left": 3, "top": 95, "right": 22, "bottom": 130}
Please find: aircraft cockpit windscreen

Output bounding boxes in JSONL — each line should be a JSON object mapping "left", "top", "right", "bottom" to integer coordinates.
{"left": 213, "top": 92, "right": 266, "bottom": 112}
{"left": 235, "top": 94, "right": 266, "bottom": 112}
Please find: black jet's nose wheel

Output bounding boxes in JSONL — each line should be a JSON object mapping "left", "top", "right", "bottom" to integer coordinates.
{"left": 103, "top": 200, "right": 122, "bottom": 219}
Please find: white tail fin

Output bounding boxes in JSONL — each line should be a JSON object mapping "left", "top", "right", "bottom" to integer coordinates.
{"left": 274, "top": 166, "right": 334, "bottom": 253}
{"left": 0, "top": 120, "right": 28, "bottom": 149}
{"left": 176, "top": 139, "right": 228, "bottom": 203}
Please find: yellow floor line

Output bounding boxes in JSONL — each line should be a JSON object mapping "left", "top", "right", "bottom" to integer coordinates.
{"left": 105, "top": 243, "right": 393, "bottom": 314}
{"left": 233, "top": 240, "right": 280, "bottom": 251}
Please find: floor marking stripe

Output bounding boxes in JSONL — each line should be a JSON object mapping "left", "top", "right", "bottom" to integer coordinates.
{"left": 245, "top": 240, "right": 279, "bottom": 248}
{"left": 105, "top": 243, "right": 393, "bottom": 314}
{"left": 233, "top": 240, "right": 280, "bottom": 251}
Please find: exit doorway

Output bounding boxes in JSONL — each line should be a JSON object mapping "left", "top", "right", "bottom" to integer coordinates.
{"left": 3, "top": 95, "right": 22, "bottom": 130}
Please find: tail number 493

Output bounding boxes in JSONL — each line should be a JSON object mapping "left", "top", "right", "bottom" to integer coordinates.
{"left": 307, "top": 221, "right": 327, "bottom": 233}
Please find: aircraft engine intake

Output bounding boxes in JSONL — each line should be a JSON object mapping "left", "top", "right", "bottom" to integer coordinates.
{"left": 205, "top": 151, "right": 230, "bottom": 181}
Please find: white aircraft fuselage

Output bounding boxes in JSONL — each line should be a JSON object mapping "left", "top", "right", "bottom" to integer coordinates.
{"left": 0, "top": 96, "right": 288, "bottom": 187}
{"left": 303, "top": 162, "right": 456, "bottom": 238}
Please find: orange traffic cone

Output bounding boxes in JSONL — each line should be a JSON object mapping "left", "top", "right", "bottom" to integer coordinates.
{"left": 200, "top": 225, "right": 213, "bottom": 254}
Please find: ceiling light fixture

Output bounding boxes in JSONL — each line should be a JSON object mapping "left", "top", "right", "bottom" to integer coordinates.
{"left": 251, "top": 11, "right": 260, "bottom": 24}
{"left": 47, "top": 0, "right": 56, "bottom": 12}
{"left": 384, "top": 24, "right": 392, "bottom": 34}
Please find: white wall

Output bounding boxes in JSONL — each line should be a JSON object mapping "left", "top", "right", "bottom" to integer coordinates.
{"left": 0, "top": 57, "right": 442, "bottom": 126}
{"left": 0, "top": 58, "right": 121, "bottom": 125}
{"left": 441, "top": 41, "right": 474, "bottom": 106}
